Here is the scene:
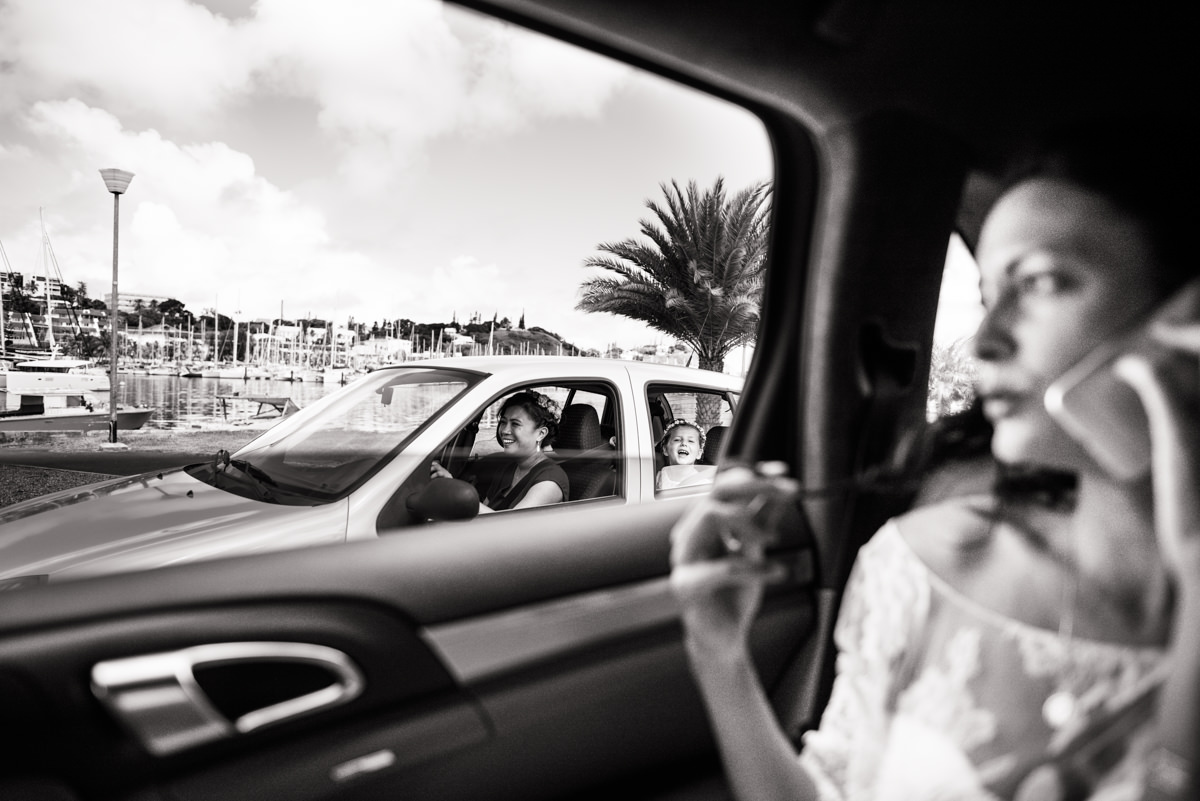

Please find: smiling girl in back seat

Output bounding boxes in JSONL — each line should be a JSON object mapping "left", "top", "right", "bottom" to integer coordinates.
{"left": 656, "top": 419, "right": 718, "bottom": 490}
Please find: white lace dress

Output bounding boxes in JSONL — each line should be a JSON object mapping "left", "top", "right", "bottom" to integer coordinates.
{"left": 799, "top": 522, "right": 1167, "bottom": 800}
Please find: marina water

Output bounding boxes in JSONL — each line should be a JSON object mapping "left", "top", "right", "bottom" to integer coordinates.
{"left": 112, "top": 374, "right": 342, "bottom": 430}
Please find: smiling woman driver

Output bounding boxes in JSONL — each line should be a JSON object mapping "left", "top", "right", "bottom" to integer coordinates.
{"left": 670, "top": 122, "right": 1199, "bottom": 801}
{"left": 431, "top": 390, "right": 569, "bottom": 513}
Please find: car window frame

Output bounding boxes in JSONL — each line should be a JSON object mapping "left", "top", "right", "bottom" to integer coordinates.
{"left": 392, "top": 377, "right": 627, "bottom": 519}
{"left": 644, "top": 381, "right": 739, "bottom": 499}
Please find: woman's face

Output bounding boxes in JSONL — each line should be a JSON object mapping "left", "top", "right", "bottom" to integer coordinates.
{"left": 496, "top": 404, "right": 547, "bottom": 458}
{"left": 664, "top": 425, "right": 702, "bottom": 465}
{"left": 973, "top": 177, "right": 1161, "bottom": 471}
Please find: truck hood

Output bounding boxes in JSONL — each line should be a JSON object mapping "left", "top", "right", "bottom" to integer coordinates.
{"left": 0, "top": 469, "right": 348, "bottom": 582}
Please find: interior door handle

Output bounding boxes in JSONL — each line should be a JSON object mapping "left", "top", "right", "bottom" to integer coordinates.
{"left": 92, "top": 641, "right": 364, "bottom": 756}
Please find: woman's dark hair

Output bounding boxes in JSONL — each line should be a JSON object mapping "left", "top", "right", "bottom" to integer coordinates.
{"left": 974, "top": 118, "right": 1196, "bottom": 506}
{"left": 1002, "top": 118, "right": 1196, "bottom": 296}
{"left": 907, "top": 120, "right": 1189, "bottom": 510}
{"left": 915, "top": 399, "right": 1077, "bottom": 510}
{"left": 499, "top": 391, "right": 560, "bottom": 447}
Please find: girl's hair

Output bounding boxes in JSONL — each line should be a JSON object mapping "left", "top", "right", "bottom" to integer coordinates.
{"left": 499, "top": 391, "right": 561, "bottom": 447}
{"left": 1002, "top": 118, "right": 1196, "bottom": 296}
{"left": 658, "top": 419, "right": 705, "bottom": 452}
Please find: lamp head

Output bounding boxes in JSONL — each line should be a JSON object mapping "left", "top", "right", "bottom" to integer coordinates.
{"left": 99, "top": 169, "right": 135, "bottom": 195}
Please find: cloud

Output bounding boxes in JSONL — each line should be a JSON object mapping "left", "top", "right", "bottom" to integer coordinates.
{"left": 0, "top": 0, "right": 253, "bottom": 124}
{"left": 247, "top": 0, "right": 630, "bottom": 190}
{"left": 461, "top": 24, "right": 627, "bottom": 134}
{"left": 251, "top": 0, "right": 468, "bottom": 149}
{"left": 15, "top": 99, "right": 537, "bottom": 327}
{"left": 0, "top": 142, "right": 33, "bottom": 160}
{"left": 20, "top": 99, "right": 361, "bottom": 317}
{"left": 422, "top": 255, "right": 505, "bottom": 319}
{"left": 0, "top": 0, "right": 662, "bottom": 348}
{"left": 1, "top": 0, "right": 628, "bottom": 183}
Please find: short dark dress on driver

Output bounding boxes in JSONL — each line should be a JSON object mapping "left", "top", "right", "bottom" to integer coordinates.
{"left": 461, "top": 453, "right": 570, "bottom": 511}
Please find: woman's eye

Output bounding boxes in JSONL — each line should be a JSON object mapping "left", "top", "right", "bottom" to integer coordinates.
{"left": 1017, "top": 271, "right": 1067, "bottom": 295}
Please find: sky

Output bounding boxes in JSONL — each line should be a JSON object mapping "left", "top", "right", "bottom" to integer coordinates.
{"left": 936, "top": 234, "right": 983, "bottom": 349}
{"left": 0, "top": 0, "right": 980, "bottom": 352}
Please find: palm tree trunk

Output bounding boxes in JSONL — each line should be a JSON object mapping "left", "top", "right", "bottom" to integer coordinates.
{"left": 695, "top": 354, "right": 725, "bottom": 428}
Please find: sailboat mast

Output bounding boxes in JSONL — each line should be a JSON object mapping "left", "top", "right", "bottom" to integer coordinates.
{"left": 213, "top": 295, "right": 219, "bottom": 364}
{"left": 0, "top": 240, "right": 8, "bottom": 358}
{"left": 40, "top": 210, "right": 56, "bottom": 354}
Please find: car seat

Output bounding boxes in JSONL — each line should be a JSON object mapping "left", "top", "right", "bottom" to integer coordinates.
{"left": 648, "top": 396, "right": 669, "bottom": 474}
{"left": 554, "top": 404, "right": 617, "bottom": 501}
{"left": 700, "top": 425, "right": 729, "bottom": 465}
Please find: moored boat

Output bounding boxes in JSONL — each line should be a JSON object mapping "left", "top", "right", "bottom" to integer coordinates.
{"left": 3, "top": 358, "right": 111, "bottom": 393}
{"left": 0, "top": 391, "right": 153, "bottom": 433}
{"left": 202, "top": 363, "right": 253, "bottom": 380}
{"left": 145, "top": 362, "right": 181, "bottom": 377}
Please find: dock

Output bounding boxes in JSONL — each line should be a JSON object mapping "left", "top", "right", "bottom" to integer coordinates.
{"left": 216, "top": 395, "right": 301, "bottom": 421}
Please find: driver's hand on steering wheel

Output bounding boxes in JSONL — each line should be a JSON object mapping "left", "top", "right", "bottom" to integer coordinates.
{"left": 430, "top": 460, "right": 453, "bottom": 480}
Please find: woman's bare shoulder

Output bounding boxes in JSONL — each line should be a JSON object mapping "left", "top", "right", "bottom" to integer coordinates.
{"left": 892, "top": 495, "right": 996, "bottom": 580}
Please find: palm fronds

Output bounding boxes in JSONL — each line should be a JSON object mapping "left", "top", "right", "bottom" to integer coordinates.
{"left": 578, "top": 177, "right": 772, "bottom": 372}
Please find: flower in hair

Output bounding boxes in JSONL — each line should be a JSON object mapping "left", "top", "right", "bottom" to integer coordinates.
{"left": 659, "top": 418, "right": 705, "bottom": 451}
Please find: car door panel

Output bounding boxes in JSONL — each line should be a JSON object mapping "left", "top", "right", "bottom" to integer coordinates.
{"left": 0, "top": 500, "right": 815, "bottom": 801}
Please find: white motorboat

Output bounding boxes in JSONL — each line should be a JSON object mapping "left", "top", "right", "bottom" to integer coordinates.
{"left": 3, "top": 358, "right": 111, "bottom": 394}
{"left": 0, "top": 391, "right": 154, "bottom": 433}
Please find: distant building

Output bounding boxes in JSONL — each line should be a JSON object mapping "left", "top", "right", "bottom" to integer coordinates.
{"left": 2, "top": 272, "right": 111, "bottom": 349}
{"left": 103, "top": 292, "right": 173, "bottom": 314}
{"left": 2, "top": 271, "right": 66, "bottom": 303}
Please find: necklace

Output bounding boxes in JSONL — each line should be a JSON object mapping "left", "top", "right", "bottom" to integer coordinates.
{"left": 1042, "top": 567, "right": 1078, "bottom": 729}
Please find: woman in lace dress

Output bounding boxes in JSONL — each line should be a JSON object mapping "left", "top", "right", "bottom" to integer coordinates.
{"left": 670, "top": 124, "right": 1199, "bottom": 800}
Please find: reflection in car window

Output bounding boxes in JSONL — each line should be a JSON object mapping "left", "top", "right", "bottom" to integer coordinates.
{"left": 928, "top": 232, "right": 985, "bottom": 421}
{"left": 650, "top": 387, "right": 735, "bottom": 431}
{"left": 472, "top": 383, "right": 617, "bottom": 459}
{"left": 222, "top": 368, "right": 480, "bottom": 498}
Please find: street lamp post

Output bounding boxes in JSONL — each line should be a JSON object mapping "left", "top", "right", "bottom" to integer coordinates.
{"left": 100, "top": 168, "right": 134, "bottom": 444}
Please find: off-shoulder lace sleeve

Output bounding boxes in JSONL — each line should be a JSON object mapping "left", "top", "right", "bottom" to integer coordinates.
{"left": 795, "top": 516, "right": 1167, "bottom": 801}
{"left": 799, "top": 522, "right": 931, "bottom": 800}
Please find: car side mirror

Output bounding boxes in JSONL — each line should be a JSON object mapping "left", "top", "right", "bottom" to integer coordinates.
{"left": 406, "top": 478, "right": 480, "bottom": 522}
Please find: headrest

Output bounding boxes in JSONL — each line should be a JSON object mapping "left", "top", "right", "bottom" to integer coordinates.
{"left": 702, "top": 425, "right": 729, "bottom": 464}
{"left": 557, "top": 404, "right": 604, "bottom": 451}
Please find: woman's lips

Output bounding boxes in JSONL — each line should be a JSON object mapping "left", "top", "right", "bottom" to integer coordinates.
{"left": 981, "top": 391, "right": 1023, "bottom": 419}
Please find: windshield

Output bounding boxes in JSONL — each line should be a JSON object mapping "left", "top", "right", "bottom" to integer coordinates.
{"left": 195, "top": 367, "right": 483, "bottom": 502}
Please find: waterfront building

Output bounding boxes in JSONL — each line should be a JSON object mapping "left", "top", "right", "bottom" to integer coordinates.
{"left": 3, "top": 270, "right": 111, "bottom": 351}
{"left": 103, "top": 291, "right": 173, "bottom": 315}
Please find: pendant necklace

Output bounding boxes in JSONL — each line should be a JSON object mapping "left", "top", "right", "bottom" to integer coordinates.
{"left": 1042, "top": 567, "right": 1078, "bottom": 729}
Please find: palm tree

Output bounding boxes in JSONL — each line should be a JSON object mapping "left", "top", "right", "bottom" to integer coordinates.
{"left": 927, "top": 337, "right": 978, "bottom": 421}
{"left": 577, "top": 177, "right": 771, "bottom": 375}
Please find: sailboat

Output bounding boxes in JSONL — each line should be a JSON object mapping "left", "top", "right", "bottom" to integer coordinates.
{"left": 0, "top": 213, "right": 153, "bottom": 431}
{"left": 2, "top": 214, "right": 109, "bottom": 389}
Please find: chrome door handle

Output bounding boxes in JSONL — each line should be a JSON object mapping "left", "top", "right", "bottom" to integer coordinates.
{"left": 92, "top": 642, "right": 364, "bottom": 756}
